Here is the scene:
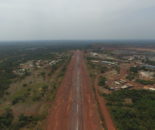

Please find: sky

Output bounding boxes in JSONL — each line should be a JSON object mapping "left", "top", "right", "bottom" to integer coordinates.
{"left": 0, "top": 0, "right": 155, "bottom": 41}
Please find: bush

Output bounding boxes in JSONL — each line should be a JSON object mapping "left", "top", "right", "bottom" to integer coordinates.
{"left": 12, "top": 96, "right": 25, "bottom": 105}
{"left": 17, "top": 114, "right": 34, "bottom": 127}
{"left": 130, "top": 67, "right": 139, "bottom": 73}
{"left": 42, "top": 85, "right": 48, "bottom": 91}
{"left": 100, "top": 66, "right": 108, "bottom": 73}
{"left": 126, "top": 74, "right": 136, "bottom": 80}
{"left": 32, "top": 95, "right": 42, "bottom": 101}
{"left": 23, "top": 83, "right": 27, "bottom": 87}
{"left": 136, "top": 79, "right": 155, "bottom": 85}
{"left": 16, "top": 114, "right": 43, "bottom": 128}
{"left": 0, "top": 108, "right": 14, "bottom": 129}
{"left": 98, "top": 76, "right": 106, "bottom": 86}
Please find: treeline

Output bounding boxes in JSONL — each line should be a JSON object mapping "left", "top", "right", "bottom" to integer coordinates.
{"left": 0, "top": 57, "right": 17, "bottom": 96}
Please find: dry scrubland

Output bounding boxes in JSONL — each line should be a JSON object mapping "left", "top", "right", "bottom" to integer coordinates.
{"left": 0, "top": 45, "right": 71, "bottom": 130}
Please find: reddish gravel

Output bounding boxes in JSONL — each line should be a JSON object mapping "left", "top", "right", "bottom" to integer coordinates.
{"left": 47, "top": 51, "right": 103, "bottom": 130}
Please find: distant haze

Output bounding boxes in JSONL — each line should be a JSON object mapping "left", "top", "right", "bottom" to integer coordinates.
{"left": 0, "top": 0, "right": 155, "bottom": 41}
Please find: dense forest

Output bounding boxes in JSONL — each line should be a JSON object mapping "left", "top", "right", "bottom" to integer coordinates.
{"left": 103, "top": 89, "right": 155, "bottom": 130}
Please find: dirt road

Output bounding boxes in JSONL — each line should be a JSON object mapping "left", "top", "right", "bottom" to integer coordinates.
{"left": 47, "top": 51, "right": 103, "bottom": 130}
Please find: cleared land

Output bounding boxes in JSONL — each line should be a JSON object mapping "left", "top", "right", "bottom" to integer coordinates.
{"left": 47, "top": 51, "right": 104, "bottom": 130}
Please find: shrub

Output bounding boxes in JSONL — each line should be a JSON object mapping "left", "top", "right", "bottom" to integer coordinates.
{"left": 98, "top": 76, "right": 106, "bottom": 86}
{"left": 136, "top": 79, "right": 155, "bottom": 85}
{"left": 12, "top": 96, "right": 25, "bottom": 105}
{"left": 23, "top": 83, "right": 27, "bottom": 87}
{"left": 16, "top": 114, "right": 43, "bottom": 128}
{"left": 0, "top": 108, "right": 14, "bottom": 129}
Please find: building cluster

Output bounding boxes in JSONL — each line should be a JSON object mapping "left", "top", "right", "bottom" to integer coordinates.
{"left": 88, "top": 50, "right": 155, "bottom": 91}
{"left": 122, "top": 55, "right": 146, "bottom": 62}
{"left": 109, "top": 79, "right": 134, "bottom": 90}
{"left": 13, "top": 59, "right": 61, "bottom": 76}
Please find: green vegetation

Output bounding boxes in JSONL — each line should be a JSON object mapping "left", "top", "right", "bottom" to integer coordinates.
{"left": 136, "top": 79, "right": 155, "bottom": 85}
{"left": 103, "top": 89, "right": 155, "bottom": 130}
{"left": 0, "top": 60, "right": 69, "bottom": 130}
{"left": 126, "top": 66, "right": 155, "bottom": 83}
{"left": 87, "top": 56, "right": 108, "bottom": 78}
{"left": 0, "top": 44, "right": 72, "bottom": 130}
{"left": 126, "top": 66, "right": 141, "bottom": 80}
{"left": 98, "top": 76, "right": 107, "bottom": 86}
{"left": 14, "top": 114, "right": 43, "bottom": 129}
{"left": 86, "top": 56, "right": 100, "bottom": 61}
{"left": 0, "top": 43, "right": 72, "bottom": 96}
{"left": 0, "top": 62, "right": 16, "bottom": 96}
{"left": 145, "top": 58, "right": 155, "bottom": 66}
{"left": 126, "top": 73, "right": 137, "bottom": 80}
{"left": 0, "top": 108, "right": 14, "bottom": 129}
{"left": 130, "top": 66, "right": 139, "bottom": 73}
{"left": 127, "top": 67, "right": 139, "bottom": 80}
{"left": 100, "top": 66, "right": 108, "bottom": 73}
{"left": 0, "top": 108, "right": 44, "bottom": 130}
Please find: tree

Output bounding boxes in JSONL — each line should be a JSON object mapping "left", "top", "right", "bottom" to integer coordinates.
{"left": 98, "top": 76, "right": 106, "bottom": 86}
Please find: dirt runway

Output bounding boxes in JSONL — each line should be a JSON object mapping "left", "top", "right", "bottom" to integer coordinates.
{"left": 47, "top": 51, "right": 103, "bottom": 130}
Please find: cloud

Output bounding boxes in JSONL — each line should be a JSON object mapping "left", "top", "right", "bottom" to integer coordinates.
{"left": 0, "top": 0, "right": 155, "bottom": 40}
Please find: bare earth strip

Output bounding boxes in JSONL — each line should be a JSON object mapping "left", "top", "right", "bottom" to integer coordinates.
{"left": 47, "top": 51, "right": 103, "bottom": 130}
{"left": 95, "top": 75, "right": 116, "bottom": 130}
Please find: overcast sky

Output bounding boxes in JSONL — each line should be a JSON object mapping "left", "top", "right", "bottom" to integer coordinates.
{"left": 0, "top": 0, "right": 155, "bottom": 41}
